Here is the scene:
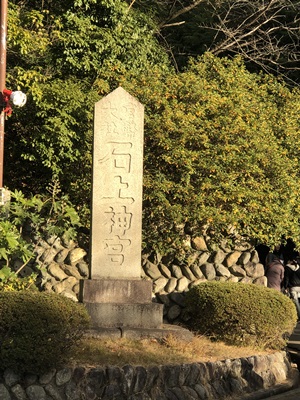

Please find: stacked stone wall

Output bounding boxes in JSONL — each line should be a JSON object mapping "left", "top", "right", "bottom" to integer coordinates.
{"left": 0, "top": 352, "right": 297, "bottom": 400}
{"left": 32, "top": 234, "right": 266, "bottom": 325}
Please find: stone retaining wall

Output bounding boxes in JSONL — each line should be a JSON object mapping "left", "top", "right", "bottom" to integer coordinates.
{"left": 0, "top": 352, "right": 297, "bottom": 400}
{"left": 29, "top": 234, "right": 266, "bottom": 324}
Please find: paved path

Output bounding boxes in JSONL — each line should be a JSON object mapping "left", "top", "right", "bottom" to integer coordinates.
{"left": 264, "top": 387, "right": 300, "bottom": 399}
{"left": 263, "top": 322, "right": 300, "bottom": 399}
{"left": 287, "top": 321, "right": 300, "bottom": 353}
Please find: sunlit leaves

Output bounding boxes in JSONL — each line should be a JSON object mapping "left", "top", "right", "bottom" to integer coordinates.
{"left": 123, "top": 54, "right": 300, "bottom": 250}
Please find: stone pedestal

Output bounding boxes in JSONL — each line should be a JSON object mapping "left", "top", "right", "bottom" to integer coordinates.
{"left": 80, "top": 279, "right": 163, "bottom": 329}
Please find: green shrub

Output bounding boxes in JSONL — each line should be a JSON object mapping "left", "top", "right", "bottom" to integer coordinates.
{"left": 185, "top": 281, "right": 297, "bottom": 349}
{"left": 0, "top": 291, "right": 90, "bottom": 373}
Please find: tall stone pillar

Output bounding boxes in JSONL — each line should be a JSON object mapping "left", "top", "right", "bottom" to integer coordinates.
{"left": 81, "top": 87, "right": 163, "bottom": 332}
{"left": 90, "top": 86, "right": 144, "bottom": 279}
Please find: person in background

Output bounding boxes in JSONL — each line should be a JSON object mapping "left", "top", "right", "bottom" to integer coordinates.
{"left": 284, "top": 258, "right": 300, "bottom": 318}
{"left": 265, "top": 255, "right": 285, "bottom": 291}
{"left": 265, "top": 244, "right": 284, "bottom": 271}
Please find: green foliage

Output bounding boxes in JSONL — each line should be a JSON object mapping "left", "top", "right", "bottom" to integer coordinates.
{"left": 5, "top": 0, "right": 171, "bottom": 217}
{"left": 0, "top": 185, "right": 80, "bottom": 291}
{"left": 0, "top": 265, "right": 37, "bottom": 292}
{"left": 0, "top": 291, "right": 90, "bottom": 373}
{"left": 4, "top": 1, "right": 300, "bottom": 256}
{"left": 120, "top": 53, "right": 300, "bottom": 252}
{"left": 186, "top": 281, "right": 297, "bottom": 349}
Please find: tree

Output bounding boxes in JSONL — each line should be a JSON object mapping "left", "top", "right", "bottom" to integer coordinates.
{"left": 5, "top": 0, "right": 171, "bottom": 215}
{"left": 137, "top": 0, "right": 300, "bottom": 86}
{"left": 5, "top": 1, "right": 300, "bottom": 254}
{"left": 118, "top": 53, "right": 300, "bottom": 252}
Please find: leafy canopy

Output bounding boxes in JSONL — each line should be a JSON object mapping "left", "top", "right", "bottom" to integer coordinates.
{"left": 120, "top": 53, "right": 300, "bottom": 251}
{"left": 4, "top": 1, "right": 300, "bottom": 253}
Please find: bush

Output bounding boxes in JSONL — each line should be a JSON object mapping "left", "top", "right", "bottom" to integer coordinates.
{"left": 0, "top": 291, "right": 90, "bottom": 373}
{"left": 185, "top": 281, "right": 297, "bottom": 349}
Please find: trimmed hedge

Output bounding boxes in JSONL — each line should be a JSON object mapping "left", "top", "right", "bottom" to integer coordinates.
{"left": 0, "top": 291, "right": 90, "bottom": 373}
{"left": 186, "top": 281, "right": 297, "bottom": 349}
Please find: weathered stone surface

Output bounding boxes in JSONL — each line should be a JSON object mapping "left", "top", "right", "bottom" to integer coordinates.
{"left": 39, "top": 248, "right": 57, "bottom": 264}
{"left": 237, "top": 252, "right": 251, "bottom": 265}
{"left": 61, "top": 264, "right": 82, "bottom": 280}
{"left": 190, "top": 264, "right": 204, "bottom": 279}
{"left": 76, "top": 261, "right": 89, "bottom": 277}
{"left": 253, "top": 276, "right": 268, "bottom": 286}
{"left": 224, "top": 252, "right": 242, "bottom": 268}
{"left": 48, "top": 262, "right": 68, "bottom": 281}
{"left": 62, "top": 276, "right": 78, "bottom": 289}
{"left": 156, "top": 294, "right": 171, "bottom": 306}
{"left": 181, "top": 265, "right": 196, "bottom": 281}
{"left": 54, "top": 248, "right": 69, "bottom": 264}
{"left": 24, "top": 374, "right": 38, "bottom": 386}
{"left": 0, "top": 352, "right": 296, "bottom": 400}
{"left": 228, "top": 265, "right": 246, "bottom": 277}
{"left": 81, "top": 279, "right": 153, "bottom": 304}
{"left": 186, "top": 252, "right": 201, "bottom": 266}
{"left": 67, "top": 248, "right": 87, "bottom": 265}
{"left": 197, "top": 252, "right": 210, "bottom": 266}
{"left": 56, "top": 369, "right": 72, "bottom": 386}
{"left": 133, "top": 366, "right": 148, "bottom": 393}
{"left": 191, "top": 237, "right": 208, "bottom": 251}
{"left": 0, "top": 384, "right": 11, "bottom": 400}
{"left": 169, "top": 292, "right": 186, "bottom": 307}
{"left": 45, "top": 384, "right": 63, "bottom": 400}
{"left": 176, "top": 276, "right": 190, "bottom": 292}
{"left": 227, "top": 276, "right": 239, "bottom": 283}
{"left": 200, "top": 263, "right": 216, "bottom": 280}
{"left": 239, "top": 276, "right": 253, "bottom": 284}
{"left": 210, "top": 250, "right": 226, "bottom": 264}
{"left": 47, "top": 236, "right": 64, "bottom": 249}
{"left": 215, "top": 264, "right": 231, "bottom": 278}
{"left": 11, "top": 384, "right": 26, "bottom": 400}
{"left": 61, "top": 238, "right": 76, "bottom": 249}
{"left": 144, "top": 261, "right": 162, "bottom": 280}
{"left": 165, "top": 278, "right": 178, "bottom": 294}
{"left": 167, "top": 305, "right": 182, "bottom": 321}
{"left": 158, "top": 263, "right": 172, "bottom": 279}
{"left": 244, "top": 262, "right": 264, "bottom": 279}
{"left": 215, "top": 276, "right": 227, "bottom": 282}
{"left": 170, "top": 264, "right": 183, "bottom": 279}
{"left": 53, "top": 282, "right": 65, "bottom": 294}
{"left": 194, "top": 383, "right": 209, "bottom": 399}
{"left": 90, "top": 87, "right": 144, "bottom": 279}
{"left": 189, "top": 278, "right": 207, "bottom": 287}
{"left": 39, "top": 369, "right": 56, "bottom": 385}
{"left": 26, "top": 385, "right": 47, "bottom": 400}
{"left": 250, "top": 250, "right": 260, "bottom": 263}
{"left": 153, "top": 277, "right": 168, "bottom": 293}
{"left": 4, "top": 370, "right": 20, "bottom": 387}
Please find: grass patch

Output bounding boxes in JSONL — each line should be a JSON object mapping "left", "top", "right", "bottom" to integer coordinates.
{"left": 68, "top": 334, "right": 274, "bottom": 368}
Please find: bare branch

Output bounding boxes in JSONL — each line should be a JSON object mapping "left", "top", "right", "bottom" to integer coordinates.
{"left": 159, "top": 0, "right": 206, "bottom": 29}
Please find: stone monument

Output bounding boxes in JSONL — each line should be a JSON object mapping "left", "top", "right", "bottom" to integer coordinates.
{"left": 81, "top": 87, "right": 193, "bottom": 340}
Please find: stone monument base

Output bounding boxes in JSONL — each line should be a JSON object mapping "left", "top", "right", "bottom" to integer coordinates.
{"left": 80, "top": 278, "right": 193, "bottom": 341}
{"left": 80, "top": 278, "right": 163, "bottom": 329}
{"left": 84, "top": 324, "right": 194, "bottom": 342}
{"left": 84, "top": 302, "right": 163, "bottom": 329}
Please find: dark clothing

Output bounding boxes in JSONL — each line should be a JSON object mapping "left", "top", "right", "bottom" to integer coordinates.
{"left": 266, "top": 259, "right": 284, "bottom": 291}
{"left": 284, "top": 265, "right": 300, "bottom": 318}
{"left": 284, "top": 266, "right": 300, "bottom": 289}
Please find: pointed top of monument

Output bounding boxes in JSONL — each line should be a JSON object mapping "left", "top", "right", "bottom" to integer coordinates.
{"left": 96, "top": 86, "right": 143, "bottom": 109}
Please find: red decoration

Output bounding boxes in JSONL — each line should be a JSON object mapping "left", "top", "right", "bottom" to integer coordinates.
{"left": 2, "top": 89, "right": 13, "bottom": 116}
